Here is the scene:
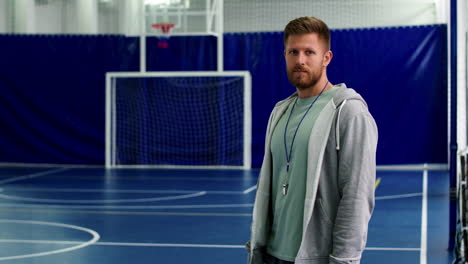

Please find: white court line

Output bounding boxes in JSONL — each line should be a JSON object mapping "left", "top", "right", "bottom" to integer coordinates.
{"left": 365, "top": 247, "right": 420, "bottom": 251}
{"left": 0, "top": 190, "right": 423, "bottom": 210}
{"left": 0, "top": 186, "right": 424, "bottom": 199}
{"left": 1, "top": 187, "right": 245, "bottom": 195}
{"left": 1, "top": 187, "right": 197, "bottom": 194}
{"left": 0, "top": 168, "right": 68, "bottom": 185}
{"left": 0, "top": 239, "right": 84, "bottom": 245}
{"left": 420, "top": 170, "right": 428, "bottom": 264}
{"left": 0, "top": 239, "right": 421, "bottom": 252}
{"left": 0, "top": 203, "right": 255, "bottom": 210}
{"left": 0, "top": 239, "right": 243, "bottom": 248}
{"left": 0, "top": 219, "right": 100, "bottom": 261}
{"left": 95, "top": 242, "right": 245, "bottom": 248}
{"left": 243, "top": 185, "right": 257, "bottom": 194}
{"left": 0, "top": 191, "right": 206, "bottom": 204}
{"left": 208, "top": 190, "right": 247, "bottom": 194}
{"left": 375, "top": 192, "right": 422, "bottom": 200}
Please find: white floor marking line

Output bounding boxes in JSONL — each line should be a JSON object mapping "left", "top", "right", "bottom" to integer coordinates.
{"left": 0, "top": 239, "right": 243, "bottom": 248}
{"left": 375, "top": 192, "right": 422, "bottom": 200}
{"left": 0, "top": 168, "right": 68, "bottom": 185}
{"left": 243, "top": 185, "right": 257, "bottom": 194}
{"left": 2, "top": 186, "right": 421, "bottom": 200}
{"left": 0, "top": 189, "right": 421, "bottom": 210}
{"left": 95, "top": 242, "right": 246, "bottom": 248}
{"left": 365, "top": 247, "right": 420, "bottom": 251}
{"left": 0, "top": 239, "right": 95, "bottom": 245}
{"left": 0, "top": 203, "right": 254, "bottom": 210}
{"left": 1, "top": 187, "right": 198, "bottom": 194}
{"left": 0, "top": 219, "right": 100, "bottom": 261}
{"left": 2, "top": 187, "right": 245, "bottom": 195}
{"left": 0, "top": 163, "right": 102, "bottom": 168}
{"left": 206, "top": 190, "right": 246, "bottom": 194}
{"left": 0, "top": 239, "right": 422, "bottom": 252}
{"left": 420, "top": 170, "right": 428, "bottom": 264}
{"left": 0, "top": 191, "right": 206, "bottom": 204}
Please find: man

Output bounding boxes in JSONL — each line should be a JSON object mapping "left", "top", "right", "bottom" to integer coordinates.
{"left": 247, "top": 17, "right": 378, "bottom": 264}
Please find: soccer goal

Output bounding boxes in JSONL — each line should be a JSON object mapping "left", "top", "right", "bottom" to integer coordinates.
{"left": 105, "top": 71, "right": 251, "bottom": 169}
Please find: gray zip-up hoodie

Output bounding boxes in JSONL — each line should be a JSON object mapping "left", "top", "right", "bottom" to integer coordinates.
{"left": 248, "top": 83, "right": 378, "bottom": 264}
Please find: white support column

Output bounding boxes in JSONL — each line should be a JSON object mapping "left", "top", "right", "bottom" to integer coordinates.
{"left": 140, "top": 0, "right": 147, "bottom": 72}
{"left": 457, "top": 0, "right": 467, "bottom": 148}
{"left": 0, "top": 0, "right": 7, "bottom": 33}
{"left": 120, "top": 0, "right": 141, "bottom": 35}
{"left": 206, "top": 0, "right": 211, "bottom": 32}
{"left": 76, "top": 0, "right": 98, "bottom": 34}
{"left": 435, "top": 0, "right": 448, "bottom": 23}
{"left": 216, "top": 0, "right": 224, "bottom": 72}
{"left": 13, "top": 0, "right": 35, "bottom": 34}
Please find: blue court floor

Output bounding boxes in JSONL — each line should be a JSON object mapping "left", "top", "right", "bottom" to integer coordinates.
{"left": 0, "top": 167, "right": 454, "bottom": 263}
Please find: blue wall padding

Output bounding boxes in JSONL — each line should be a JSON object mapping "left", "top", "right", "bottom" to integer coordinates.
{"left": 223, "top": 25, "right": 448, "bottom": 166}
{"left": 0, "top": 35, "right": 139, "bottom": 164}
{"left": 0, "top": 25, "right": 447, "bottom": 166}
{"left": 328, "top": 26, "right": 448, "bottom": 165}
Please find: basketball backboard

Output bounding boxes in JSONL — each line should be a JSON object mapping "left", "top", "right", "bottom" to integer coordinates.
{"left": 121, "top": 0, "right": 222, "bottom": 37}
{"left": 122, "top": 0, "right": 224, "bottom": 70}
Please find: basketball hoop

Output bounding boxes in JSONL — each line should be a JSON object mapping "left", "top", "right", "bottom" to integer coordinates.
{"left": 152, "top": 23, "right": 175, "bottom": 49}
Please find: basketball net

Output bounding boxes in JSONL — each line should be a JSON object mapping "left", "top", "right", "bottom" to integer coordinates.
{"left": 151, "top": 23, "right": 175, "bottom": 49}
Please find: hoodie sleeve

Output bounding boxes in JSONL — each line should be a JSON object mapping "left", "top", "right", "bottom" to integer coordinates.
{"left": 330, "top": 100, "right": 378, "bottom": 264}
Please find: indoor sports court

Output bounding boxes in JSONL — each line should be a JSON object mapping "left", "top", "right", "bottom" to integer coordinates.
{"left": 0, "top": 166, "right": 454, "bottom": 263}
{"left": 0, "top": 0, "right": 467, "bottom": 263}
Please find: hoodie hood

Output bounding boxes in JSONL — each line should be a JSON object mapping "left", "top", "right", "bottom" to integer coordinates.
{"left": 330, "top": 83, "right": 369, "bottom": 151}
{"left": 332, "top": 83, "right": 368, "bottom": 108}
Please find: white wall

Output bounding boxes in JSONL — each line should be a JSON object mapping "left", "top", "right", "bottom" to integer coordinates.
{"left": 224, "top": 0, "right": 439, "bottom": 32}
{"left": 0, "top": 0, "right": 447, "bottom": 34}
{"left": 35, "top": 0, "right": 63, "bottom": 33}
{"left": 0, "top": 0, "right": 8, "bottom": 33}
{"left": 98, "top": 0, "right": 120, "bottom": 34}
{"left": 75, "top": 0, "right": 98, "bottom": 34}
{"left": 13, "top": 0, "right": 35, "bottom": 33}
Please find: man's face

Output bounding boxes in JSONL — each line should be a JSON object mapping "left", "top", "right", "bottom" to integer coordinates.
{"left": 284, "top": 33, "right": 331, "bottom": 91}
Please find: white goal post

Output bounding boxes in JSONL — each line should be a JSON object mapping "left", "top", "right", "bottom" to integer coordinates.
{"left": 105, "top": 71, "right": 251, "bottom": 169}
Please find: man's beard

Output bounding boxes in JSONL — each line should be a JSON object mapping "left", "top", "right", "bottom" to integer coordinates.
{"left": 287, "top": 66, "right": 323, "bottom": 90}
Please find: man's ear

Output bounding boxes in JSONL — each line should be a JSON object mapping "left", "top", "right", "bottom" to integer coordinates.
{"left": 323, "top": 50, "right": 333, "bottom": 67}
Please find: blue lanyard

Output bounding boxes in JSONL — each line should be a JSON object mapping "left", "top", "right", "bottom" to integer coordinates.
{"left": 283, "top": 81, "right": 329, "bottom": 173}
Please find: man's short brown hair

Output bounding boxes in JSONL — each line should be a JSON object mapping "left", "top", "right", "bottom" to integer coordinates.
{"left": 284, "top": 17, "right": 331, "bottom": 50}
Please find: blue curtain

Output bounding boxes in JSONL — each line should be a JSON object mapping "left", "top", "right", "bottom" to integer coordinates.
{"left": 328, "top": 26, "right": 448, "bottom": 165}
{"left": 0, "top": 25, "right": 447, "bottom": 166}
{"left": 0, "top": 35, "right": 139, "bottom": 164}
{"left": 223, "top": 25, "right": 448, "bottom": 166}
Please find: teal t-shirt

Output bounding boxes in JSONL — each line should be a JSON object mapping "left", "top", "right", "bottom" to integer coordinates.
{"left": 266, "top": 87, "right": 337, "bottom": 261}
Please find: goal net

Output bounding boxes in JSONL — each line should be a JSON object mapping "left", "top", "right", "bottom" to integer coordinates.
{"left": 106, "top": 71, "right": 251, "bottom": 169}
